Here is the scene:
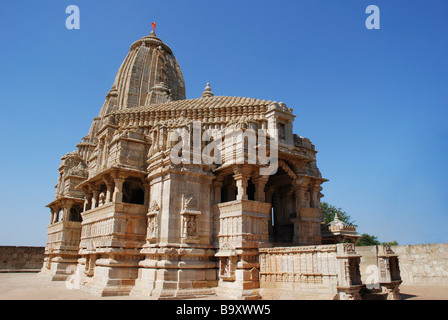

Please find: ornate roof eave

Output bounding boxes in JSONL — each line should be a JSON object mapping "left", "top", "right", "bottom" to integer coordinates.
{"left": 46, "top": 196, "right": 85, "bottom": 209}
{"left": 75, "top": 166, "right": 148, "bottom": 191}
{"left": 295, "top": 173, "right": 329, "bottom": 184}
{"left": 266, "top": 101, "right": 295, "bottom": 118}
{"left": 113, "top": 96, "right": 275, "bottom": 114}
{"left": 277, "top": 148, "right": 315, "bottom": 164}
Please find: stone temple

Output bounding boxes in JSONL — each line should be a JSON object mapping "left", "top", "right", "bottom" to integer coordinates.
{"left": 40, "top": 28, "right": 402, "bottom": 300}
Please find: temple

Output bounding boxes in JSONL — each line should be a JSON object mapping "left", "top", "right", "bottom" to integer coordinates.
{"left": 40, "top": 28, "right": 401, "bottom": 300}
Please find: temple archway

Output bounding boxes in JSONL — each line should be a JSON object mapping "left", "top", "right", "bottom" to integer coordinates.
{"left": 265, "top": 164, "right": 296, "bottom": 244}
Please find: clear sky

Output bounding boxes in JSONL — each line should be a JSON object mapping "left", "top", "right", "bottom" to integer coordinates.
{"left": 0, "top": 0, "right": 447, "bottom": 246}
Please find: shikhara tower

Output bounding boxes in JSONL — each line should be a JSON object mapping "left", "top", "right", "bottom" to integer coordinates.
{"left": 40, "top": 27, "right": 401, "bottom": 300}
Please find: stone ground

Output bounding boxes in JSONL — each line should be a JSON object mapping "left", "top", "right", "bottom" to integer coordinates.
{"left": 0, "top": 273, "right": 447, "bottom": 300}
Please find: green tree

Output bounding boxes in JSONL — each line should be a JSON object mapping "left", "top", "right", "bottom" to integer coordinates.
{"left": 357, "top": 233, "right": 381, "bottom": 246}
{"left": 319, "top": 202, "right": 357, "bottom": 227}
{"left": 320, "top": 202, "right": 398, "bottom": 246}
{"left": 382, "top": 240, "right": 399, "bottom": 246}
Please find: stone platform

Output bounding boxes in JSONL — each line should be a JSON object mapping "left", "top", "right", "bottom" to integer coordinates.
{"left": 0, "top": 273, "right": 447, "bottom": 300}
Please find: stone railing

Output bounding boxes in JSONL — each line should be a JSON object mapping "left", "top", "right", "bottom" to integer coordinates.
{"left": 41, "top": 221, "right": 82, "bottom": 280}
{"left": 259, "top": 243, "right": 363, "bottom": 300}
{"left": 214, "top": 200, "right": 271, "bottom": 250}
{"left": 79, "top": 202, "right": 147, "bottom": 255}
{"left": 259, "top": 245, "right": 338, "bottom": 284}
{"left": 328, "top": 224, "right": 357, "bottom": 232}
{"left": 45, "top": 221, "right": 82, "bottom": 254}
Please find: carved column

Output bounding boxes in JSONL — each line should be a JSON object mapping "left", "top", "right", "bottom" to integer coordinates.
{"left": 286, "top": 189, "right": 295, "bottom": 217}
{"left": 253, "top": 175, "right": 269, "bottom": 202}
{"left": 233, "top": 166, "right": 251, "bottom": 200}
{"left": 105, "top": 181, "right": 114, "bottom": 203}
{"left": 298, "top": 187, "right": 309, "bottom": 208}
{"left": 62, "top": 200, "right": 74, "bottom": 221}
{"left": 336, "top": 243, "right": 362, "bottom": 300}
{"left": 291, "top": 176, "right": 310, "bottom": 244}
{"left": 50, "top": 209, "right": 55, "bottom": 225}
{"left": 53, "top": 207, "right": 60, "bottom": 223}
{"left": 235, "top": 179, "right": 248, "bottom": 200}
{"left": 83, "top": 193, "right": 92, "bottom": 212}
{"left": 310, "top": 184, "right": 322, "bottom": 208}
{"left": 91, "top": 189, "right": 99, "bottom": 209}
{"left": 294, "top": 175, "right": 310, "bottom": 208}
{"left": 377, "top": 245, "right": 402, "bottom": 300}
{"left": 113, "top": 178, "right": 125, "bottom": 203}
{"left": 290, "top": 187, "right": 301, "bottom": 243}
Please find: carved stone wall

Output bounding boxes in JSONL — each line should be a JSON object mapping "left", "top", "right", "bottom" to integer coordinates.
{"left": 358, "top": 243, "right": 448, "bottom": 285}
{"left": 259, "top": 244, "right": 363, "bottom": 300}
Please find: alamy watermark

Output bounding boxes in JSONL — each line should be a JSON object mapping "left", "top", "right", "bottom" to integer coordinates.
{"left": 168, "top": 121, "right": 279, "bottom": 176}
{"left": 366, "top": 5, "right": 380, "bottom": 30}
{"left": 65, "top": 5, "right": 80, "bottom": 30}
{"left": 65, "top": 5, "right": 380, "bottom": 31}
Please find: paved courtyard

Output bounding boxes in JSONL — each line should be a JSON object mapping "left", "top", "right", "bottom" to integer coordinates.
{"left": 0, "top": 273, "right": 447, "bottom": 300}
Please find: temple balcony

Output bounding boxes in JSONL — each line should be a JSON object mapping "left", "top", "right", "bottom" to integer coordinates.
{"left": 79, "top": 201, "right": 147, "bottom": 255}
{"left": 45, "top": 221, "right": 82, "bottom": 255}
{"left": 213, "top": 199, "right": 271, "bottom": 251}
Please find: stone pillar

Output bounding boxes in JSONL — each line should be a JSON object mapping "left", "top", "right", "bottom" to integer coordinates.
{"left": 310, "top": 184, "right": 322, "bottom": 208}
{"left": 105, "top": 182, "right": 114, "bottom": 203}
{"left": 113, "top": 178, "right": 125, "bottom": 203}
{"left": 83, "top": 193, "right": 92, "bottom": 212}
{"left": 377, "top": 245, "right": 402, "bottom": 300}
{"left": 291, "top": 187, "right": 301, "bottom": 243}
{"left": 62, "top": 200, "right": 74, "bottom": 221}
{"left": 235, "top": 179, "right": 248, "bottom": 200}
{"left": 91, "top": 190, "right": 99, "bottom": 209}
{"left": 253, "top": 175, "right": 269, "bottom": 202}
{"left": 233, "top": 166, "right": 251, "bottom": 201}
{"left": 286, "top": 189, "right": 294, "bottom": 217}
{"left": 297, "top": 187, "right": 308, "bottom": 208}
{"left": 293, "top": 188, "right": 301, "bottom": 213}
{"left": 50, "top": 209, "right": 55, "bottom": 225}
{"left": 291, "top": 175, "right": 310, "bottom": 244}
{"left": 336, "top": 243, "right": 362, "bottom": 300}
{"left": 53, "top": 207, "right": 60, "bottom": 223}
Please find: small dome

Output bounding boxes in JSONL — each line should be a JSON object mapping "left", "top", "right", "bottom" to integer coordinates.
{"left": 329, "top": 214, "right": 346, "bottom": 229}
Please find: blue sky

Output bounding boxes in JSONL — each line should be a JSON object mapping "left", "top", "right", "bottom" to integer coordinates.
{"left": 0, "top": 0, "right": 447, "bottom": 246}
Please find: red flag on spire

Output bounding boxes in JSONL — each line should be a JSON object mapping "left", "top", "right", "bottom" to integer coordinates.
{"left": 151, "top": 22, "right": 156, "bottom": 32}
